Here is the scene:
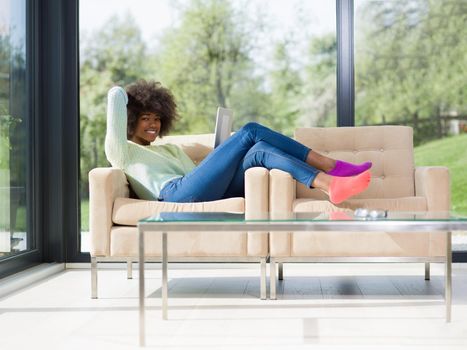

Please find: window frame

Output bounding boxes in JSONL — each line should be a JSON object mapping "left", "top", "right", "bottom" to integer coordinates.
{"left": 0, "top": 0, "right": 43, "bottom": 278}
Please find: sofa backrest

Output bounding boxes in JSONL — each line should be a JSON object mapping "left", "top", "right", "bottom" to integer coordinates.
{"left": 154, "top": 133, "right": 214, "bottom": 165}
{"left": 294, "top": 125, "right": 415, "bottom": 199}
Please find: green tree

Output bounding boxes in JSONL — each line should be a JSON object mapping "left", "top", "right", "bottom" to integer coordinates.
{"left": 81, "top": 13, "right": 148, "bottom": 85}
{"left": 300, "top": 33, "right": 337, "bottom": 128}
{"left": 355, "top": 0, "right": 466, "bottom": 143}
{"left": 261, "top": 39, "right": 303, "bottom": 135}
{"left": 80, "top": 14, "right": 149, "bottom": 198}
{"left": 0, "top": 32, "right": 11, "bottom": 171}
{"left": 0, "top": 29, "right": 26, "bottom": 190}
{"left": 151, "top": 0, "right": 266, "bottom": 133}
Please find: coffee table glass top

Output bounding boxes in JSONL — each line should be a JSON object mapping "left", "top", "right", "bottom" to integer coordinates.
{"left": 140, "top": 211, "right": 467, "bottom": 223}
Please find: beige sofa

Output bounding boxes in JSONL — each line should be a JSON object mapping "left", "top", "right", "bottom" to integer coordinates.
{"left": 269, "top": 126, "right": 450, "bottom": 298}
{"left": 89, "top": 134, "right": 269, "bottom": 299}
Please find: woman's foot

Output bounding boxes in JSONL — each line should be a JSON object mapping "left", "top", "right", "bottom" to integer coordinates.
{"left": 326, "top": 160, "right": 372, "bottom": 177}
{"left": 328, "top": 171, "right": 371, "bottom": 204}
{"left": 305, "top": 150, "right": 372, "bottom": 176}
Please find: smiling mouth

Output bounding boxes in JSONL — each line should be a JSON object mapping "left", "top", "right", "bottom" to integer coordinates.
{"left": 145, "top": 130, "right": 158, "bottom": 135}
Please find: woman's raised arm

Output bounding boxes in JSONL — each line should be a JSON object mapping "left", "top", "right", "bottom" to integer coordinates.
{"left": 104, "top": 86, "right": 130, "bottom": 167}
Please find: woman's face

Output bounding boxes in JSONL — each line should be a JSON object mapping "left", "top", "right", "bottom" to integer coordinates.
{"left": 130, "top": 113, "right": 161, "bottom": 145}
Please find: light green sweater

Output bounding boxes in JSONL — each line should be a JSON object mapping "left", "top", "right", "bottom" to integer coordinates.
{"left": 104, "top": 86, "right": 196, "bottom": 200}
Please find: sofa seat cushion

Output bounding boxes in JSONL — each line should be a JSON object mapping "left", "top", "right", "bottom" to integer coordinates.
{"left": 110, "top": 227, "right": 247, "bottom": 257}
{"left": 288, "top": 230, "right": 446, "bottom": 257}
{"left": 287, "top": 197, "right": 443, "bottom": 257}
{"left": 269, "top": 196, "right": 446, "bottom": 258}
{"left": 292, "top": 196, "right": 427, "bottom": 212}
{"left": 112, "top": 197, "right": 245, "bottom": 226}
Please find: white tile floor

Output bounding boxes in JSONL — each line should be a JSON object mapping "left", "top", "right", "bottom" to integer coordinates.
{"left": 1, "top": 263, "right": 467, "bottom": 350}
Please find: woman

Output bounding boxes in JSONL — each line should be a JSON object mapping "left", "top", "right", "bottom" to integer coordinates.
{"left": 105, "top": 80, "right": 372, "bottom": 204}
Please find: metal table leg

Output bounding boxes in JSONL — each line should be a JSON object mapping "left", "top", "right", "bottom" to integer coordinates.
{"left": 128, "top": 259, "right": 133, "bottom": 279}
{"left": 162, "top": 232, "right": 168, "bottom": 320}
{"left": 424, "top": 262, "right": 430, "bottom": 280}
{"left": 445, "top": 231, "right": 452, "bottom": 322}
{"left": 138, "top": 226, "right": 145, "bottom": 346}
{"left": 91, "top": 257, "right": 97, "bottom": 299}
{"left": 270, "top": 258, "right": 277, "bottom": 300}
{"left": 260, "top": 258, "right": 267, "bottom": 300}
{"left": 278, "top": 262, "right": 283, "bottom": 281}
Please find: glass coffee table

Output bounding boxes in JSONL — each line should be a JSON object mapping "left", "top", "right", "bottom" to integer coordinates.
{"left": 137, "top": 211, "right": 467, "bottom": 346}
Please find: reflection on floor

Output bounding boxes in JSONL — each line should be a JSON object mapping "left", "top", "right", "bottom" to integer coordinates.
{"left": 0, "top": 263, "right": 466, "bottom": 349}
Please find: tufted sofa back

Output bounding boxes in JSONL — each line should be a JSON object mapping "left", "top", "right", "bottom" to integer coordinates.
{"left": 294, "top": 126, "right": 415, "bottom": 199}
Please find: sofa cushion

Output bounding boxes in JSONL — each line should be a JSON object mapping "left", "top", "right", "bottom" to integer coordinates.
{"left": 289, "top": 231, "right": 445, "bottom": 257}
{"left": 292, "top": 196, "right": 427, "bottom": 212}
{"left": 112, "top": 197, "right": 245, "bottom": 226}
{"left": 281, "top": 197, "right": 443, "bottom": 258}
{"left": 110, "top": 226, "right": 247, "bottom": 257}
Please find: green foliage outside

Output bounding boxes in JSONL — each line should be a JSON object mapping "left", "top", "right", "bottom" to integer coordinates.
{"left": 79, "top": 0, "right": 466, "bottom": 202}
{"left": 81, "top": 199, "right": 89, "bottom": 232}
{"left": 355, "top": 0, "right": 466, "bottom": 145}
{"left": 414, "top": 134, "right": 467, "bottom": 215}
{"left": 79, "top": 0, "right": 337, "bottom": 198}
{"left": 0, "top": 205, "right": 26, "bottom": 232}
{"left": 1, "top": 32, "right": 23, "bottom": 178}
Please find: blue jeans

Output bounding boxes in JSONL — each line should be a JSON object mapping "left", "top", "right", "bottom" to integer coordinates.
{"left": 159, "top": 122, "right": 320, "bottom": 202}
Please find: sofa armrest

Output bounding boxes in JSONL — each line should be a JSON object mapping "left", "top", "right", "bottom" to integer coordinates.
{"left": 244, "top": 167, "right": 269, "bottom": 256}
{"left": 245, "top": 167, "right": 269, "bottom": 214}
{"left": 269, "top": 169, "right": 296, "bottom": 213}
{"left": 89, "top": 167, "right": 129, "bottom": 256}
{"left": 269, "top": 169, "right": 296, "bottom": 257}
{"left": 415, "top": 166, "right": 450, "bottom": 211}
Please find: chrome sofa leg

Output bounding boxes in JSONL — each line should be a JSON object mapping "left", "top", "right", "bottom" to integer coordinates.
{"left": 270, "top": 258, "right": 277, "bottom": 300}
{"left": 127, "top": 259, "right": 133, "bottom": 279}
{"left": 278, "top": 262, "right": 283, "bottom": 280}
{"left": 91, "top": 256, "right": 97, "bottom": 299}
{"left": 425, "top": 262, "right": 430, "bottom": 280}
{"left": 260, "top": 258, "right": 267, "bottom": 300}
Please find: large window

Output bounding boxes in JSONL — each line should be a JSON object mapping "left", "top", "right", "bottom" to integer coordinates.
{"left": 77, "top": 0, "right": 466, "bottom": 256}
{"left": 79, "top": 0, "right": 336, "bottom": 252}
{"left": 355, "top": 0, "right": 467, "bottom": 251}
{"left": 0, "top": 0, "right": 33, "bottom": 262}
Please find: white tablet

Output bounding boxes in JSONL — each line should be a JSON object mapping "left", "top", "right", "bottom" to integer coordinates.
{"left": 213, "top": 107, "right": 233, "bottom": 148}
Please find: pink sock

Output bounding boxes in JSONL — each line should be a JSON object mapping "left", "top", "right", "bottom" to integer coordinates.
{"left": 329, "top": 171, "right": 371, "bottom": 204}
{"left": 327, "top": 160, "right": 372, "bottom": 177}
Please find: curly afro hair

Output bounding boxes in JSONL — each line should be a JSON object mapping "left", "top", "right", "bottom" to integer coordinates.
{"left": 125, "top": 80, "right": 179, "bottom": 139}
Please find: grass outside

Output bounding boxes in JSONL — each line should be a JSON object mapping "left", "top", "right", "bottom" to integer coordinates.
{"left": 414, "top": 133, "right": 467, "bottom": 215}
{"left": 0, "top": 200, "right": 90, "bottom": 232}
{"left": 2, "top": 206, "right": 27, "bottom": 232}
{"left": 81, "top": 199, "right": 89, "bottom": 232}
